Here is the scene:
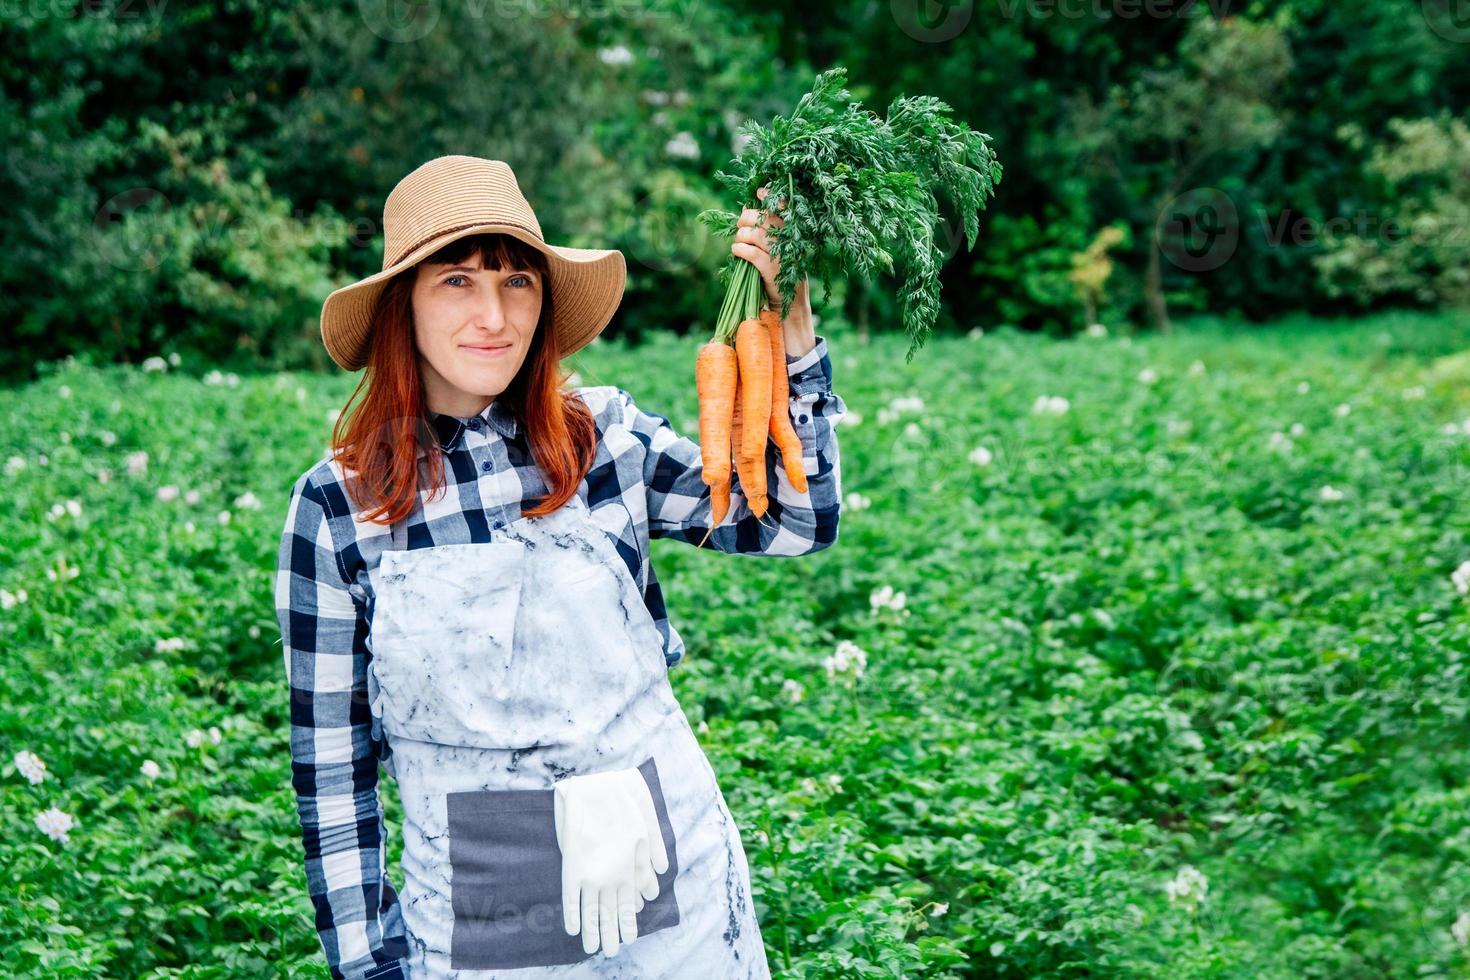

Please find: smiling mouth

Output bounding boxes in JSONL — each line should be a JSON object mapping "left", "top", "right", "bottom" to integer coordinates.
{"left": 461, "top": 343, "right": 513, "bottom": 355}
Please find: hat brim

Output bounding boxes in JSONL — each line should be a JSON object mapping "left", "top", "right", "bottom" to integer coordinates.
{"left": 320, "top": 223, "right": 626, "bottom": 372}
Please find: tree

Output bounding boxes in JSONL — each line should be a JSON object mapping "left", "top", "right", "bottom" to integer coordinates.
{"left": 1069, "top": 16, "right": 1291, "bottom": 333}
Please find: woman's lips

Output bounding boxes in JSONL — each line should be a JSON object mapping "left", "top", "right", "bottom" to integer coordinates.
{"left": 461, "top": 343, "right": 513, "bottom": 358}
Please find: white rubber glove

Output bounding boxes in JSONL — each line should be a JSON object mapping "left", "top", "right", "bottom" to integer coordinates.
{"left": 553, "top": 766, "right": 670, "bottom": 957}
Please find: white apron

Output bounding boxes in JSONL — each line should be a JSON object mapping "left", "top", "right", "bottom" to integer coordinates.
{"left": 365, "top": 492, "right": 770, "bottom": 979}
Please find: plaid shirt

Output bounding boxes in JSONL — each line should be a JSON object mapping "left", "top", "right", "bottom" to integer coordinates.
{"left": 273, "top": 336, "right": 844, "bottom": 979}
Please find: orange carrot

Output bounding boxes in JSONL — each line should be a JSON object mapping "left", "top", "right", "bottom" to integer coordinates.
{"left": 734, "top": 316, "right": 771, "bottom": 512}
{"left": 729, "top": 373, "right": 765, "bottom": 517}
{"left": 696, "top": 340, "right": 738, "bottom": 488}
{"left": 761, "top": 309, "right": 808, "bottom": 494}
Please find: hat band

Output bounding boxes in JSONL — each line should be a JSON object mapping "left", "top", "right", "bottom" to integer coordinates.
{"left": 386, "top": 218, "right": 546, "bottom": 270}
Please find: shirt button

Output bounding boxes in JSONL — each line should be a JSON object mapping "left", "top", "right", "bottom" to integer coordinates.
{"left": 467, "top": 418, "right": 483, "bottom": 431}
{"left": 492, "top": 521, "right": 504, "bottom": 530}
{"left": 798, "top": 414, "right": 809, "bottom": 424}
{"left": 481, "top": 460, "right": 492, "bottom": 472}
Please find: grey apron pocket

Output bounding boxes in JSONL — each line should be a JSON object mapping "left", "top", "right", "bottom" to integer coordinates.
{"left": 446, "top": 756, "right": 682, "bottom": 970}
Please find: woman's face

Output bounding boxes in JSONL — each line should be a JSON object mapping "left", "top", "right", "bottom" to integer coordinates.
{"left": 410, "top": 250, "right": 543, "bottom": 418}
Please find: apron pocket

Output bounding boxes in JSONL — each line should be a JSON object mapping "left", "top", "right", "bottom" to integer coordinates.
{"left": 446, "top": 756, "right": 682, "bottom": 970}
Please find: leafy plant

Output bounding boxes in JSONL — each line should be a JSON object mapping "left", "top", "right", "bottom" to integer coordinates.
{"left": 698, "top": 67, "right": 1002, "bottom": 361}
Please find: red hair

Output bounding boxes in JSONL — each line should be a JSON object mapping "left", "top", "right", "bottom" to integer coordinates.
{"left": 329, "top": 233, "right": 598, "bottom": 526}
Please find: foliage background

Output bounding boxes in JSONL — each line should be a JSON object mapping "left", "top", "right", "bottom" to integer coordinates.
{"left": 2, "top": 0, "right": 1468, "bottom": 379}
{"left": 4, "top": 1, "right": 1470, "bottom": 977}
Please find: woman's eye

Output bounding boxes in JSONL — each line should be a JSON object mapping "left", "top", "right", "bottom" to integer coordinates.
{"left": 444, "top": 275, "right": 467, "bottom": 287}
{"left": 508, "top": 274, "right": 533, "bottom": 288}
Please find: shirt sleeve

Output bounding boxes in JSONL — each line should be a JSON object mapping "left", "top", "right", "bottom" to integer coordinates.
{"left": 617, "top": 334, "right": 845, "bottom": 555}
{"left": 275, "top": 474, "right": 409, "bottom": 980}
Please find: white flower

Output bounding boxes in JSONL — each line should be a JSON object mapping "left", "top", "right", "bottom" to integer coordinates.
{"left": 1334, "top": 403, "right": 1351, "bottom": 418}
{"left": 597, "top": 44, "right": 634, "bottom": 65}
{"left": 157, "top": 485, "right": 180, "bottom": 502}
{"left": 167, "top": 352, "right": 181, "bottom": 367}
{"left": 233, "top": 491, "right": 262, "bottom": 511}
{"left": 968, "top": 325, "right": 986, "bottom": 338}
{"left": 835, "top": 409, "right": 863, "bottom": 428}
{"left": 58, "top": 385, "right": 72, "bottom": 399}
{"left": 226, "top": 373, "right": 239, "bottom": 388}
{"left": 869, "top": 585, "right": 909, "bottom": 616}
{"left": 1451, "top": 561, "right": 1470, "bottom": 596}
{"left": 879, "top": 394, "right": 925, "bottom": 424}
{"left": 1163, "top": 865, "right": 1209, "bottom": 911}
{"left": 96, "top": 468, "right": 112, "bottom": 484}
{"left": 664, "top": 131, "right": 700, "bottom": 160}
{"left": 1290, "top": 422, "right": 1306, "bottom": 437}
{"left": 184, "top": 521, "right": 196, "bottom": 534}
{"left": 1032, "top": 395, "right": 1070, "bottom": 416}
{"left": 204, "top": 369, "right": 225, "bottom": 386}
{"left": 902, "top": 421, "right": 922, "bottom": 439}
{"left": 930, "top": 901, "right": 949, "bottom": 917}
{"left": 208, "top": 726, "right": 222, "bottom": 745}
{"left": 0, "top": 588, "right": 27, "bottom": 609}
{"left": 140, "top": 759, "right": 161, "bottom": 779}
{"left": 1092, "top": 608, "right": 1115, "bottom": 630}
{"left": 184, "top": 489, "right": 200, "bottom": 505}
{"left": 1187, "top": 359, "right": 1206, "bottom": 377}
{"left": 781, "top": 678, "right": 805, "bottom": 703}
{"left": 1165, "top": 418, "right": 1192, "bottom": 437}
{"left": 969, "top": 445, "right": 993, "bottom": 466}
{"left": 1402, "top": 386, "right": 1426, "bottom": 401}
{"left": 217, "top": 510, "right": 232, "bottom": 525}
{"left": 154, "top": 637, "right": 188, "bottom": 654}
{"left": 126, "top": 450, "right": 148, "bottom": 476}
{"left": 1318, "top": 485, "right": 1344, "bottom": 502}
{"left": 1296, "top": 381, "right": 1310, "bottom": 395}
{"left": 248, "top": 624, "right": 261, "bottom": 639}
{"left": 45, "top": 556, "right": 80, "bottom": 581}
{"left": 697, "top": 720, "right": 710, "bottom": 734}
{"left": 34, "top": 806, "right": 74, "bottom": 844}
{"left": 186, "top": 729, "right": 206, "bottom": 748}
{"left": 822, "top": 639, "right": 869, "bottom": 681}
{"left": 1442, "top": 422, "right": 1464, "bottom": 436}
{"left": 844, "top": 491, "right": 872, "bottom": 511}
{"left": 1452, "top": 910, "right": 1470, "bottom": 946}
{"left": 1085, "top": 323, "right": 1108, "bottom": 338}
{"left": 141, "top": 356, "right": 167, "bottom": 373}
{"left": 1138, "top": 367, "right": 1158, "bottom": 385}
{"left": 14, "top": 750, "right": 48, "bottom": 785}
{"left": 4, "top": 455, "right": 24, "bottom": 476}
{"left": 825, "top": 773, "right": 843, "bottom": 793}
{"left": 1267, "top": 431, "right": 1294, "bottom": 453}
{"left": 325, "top": 408, "right": 342, "bottom": 424}
{"left": 100, "top": 430, "right": 117, "bottom": 447}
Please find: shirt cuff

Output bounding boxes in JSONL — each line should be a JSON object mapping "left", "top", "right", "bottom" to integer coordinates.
{"left": 786, "top": 335, "right": 831, "bottom": 396}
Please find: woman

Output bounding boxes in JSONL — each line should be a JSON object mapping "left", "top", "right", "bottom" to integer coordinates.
{"left": 273, "top": 155, "right": 846, "bottom": 979}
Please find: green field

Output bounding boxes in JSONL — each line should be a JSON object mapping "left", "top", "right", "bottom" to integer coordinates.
{"left": 4, "top": 310, "right": 1470, "bottom": 978}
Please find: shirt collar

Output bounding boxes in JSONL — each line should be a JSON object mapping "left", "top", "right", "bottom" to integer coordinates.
{"left": 421, "top": 398, "right": 520, "bottom": 456}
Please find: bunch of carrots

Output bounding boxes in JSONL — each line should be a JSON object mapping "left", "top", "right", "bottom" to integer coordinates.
{"left": 694, "top": 302, "right": 808, "bottom": 547}
{"left": 691, "top": 67, "right": 1002, "bottom": 546}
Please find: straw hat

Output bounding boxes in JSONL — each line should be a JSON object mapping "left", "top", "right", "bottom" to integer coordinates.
{"left": 319, "top": 155, "right": 627, "bottom": 371}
